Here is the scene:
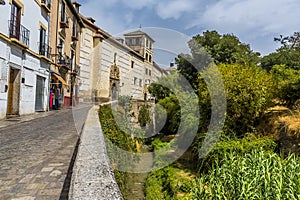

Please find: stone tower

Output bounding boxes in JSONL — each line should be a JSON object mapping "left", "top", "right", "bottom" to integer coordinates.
{"left": 124, "top": 30, "right": 154, "bottom": 63}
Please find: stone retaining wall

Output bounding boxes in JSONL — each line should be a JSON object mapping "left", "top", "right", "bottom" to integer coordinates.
{"left": 69, "top": 105, "right": 123, "bottom": 200}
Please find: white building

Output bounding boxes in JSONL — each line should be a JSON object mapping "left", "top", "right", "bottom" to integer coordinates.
{"left": 78, "top": 16, "right": 166, "bottom": 103}
{"left": 0, "top": 0, "right": 51, "bottom": 119}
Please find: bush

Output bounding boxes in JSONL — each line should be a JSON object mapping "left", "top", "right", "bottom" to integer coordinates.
{"left": 138, "top": 105, "right": 151, "bottom": 127}
{"left": 271, "top": 64, "right": 300, "bottom": 108}
{"left": 145, "top": 166, "right": 193, "bottom": 200}
{"left": 199, "top": 63, "right": 275, "bottom": 135}
{"left": 99, "top": 105, "right": 137, "bottom": 198}
{"left": 195, "top": 133, "right": 277, "bottom": 172}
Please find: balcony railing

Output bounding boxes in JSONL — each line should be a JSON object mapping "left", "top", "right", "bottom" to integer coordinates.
{"left": 8, "top": 20, "right": 30, "bottom": 46}
{"left": 41, "top": 0, "right": 51, "bottom": 12}
{"left": 60, "top": 13, "right": 69, "bottom": 28}
{"left": 39, "top": 42, "right": 51, "bottom": 58}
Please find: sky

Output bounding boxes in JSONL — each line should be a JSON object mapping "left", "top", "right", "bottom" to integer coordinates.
{"left": 77, "top": 0, "right": 300, "bottom": 66}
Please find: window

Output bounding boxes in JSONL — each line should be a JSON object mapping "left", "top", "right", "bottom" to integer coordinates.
{"left": 145, "top": 53, "right": 148, "bottom": 61}
{"left": 145, "top": 68, "right": 148, "bottom": 75}
{"left": 134, "top": 77, "right": 137, "bottom": 85}
{"left": 39, "top": 26, "right": 48, "bottom": 57}
{"left": 60, "top": 1, "right": 69, "bottom": 27}
{"left": 139, "top": 79, "right": 142, "bottom": 87}
{"left": 9, "top": 2, "right": 21, "bottom": 39}
{"left": 72, "top": 17, "right": 77, "bottom": 39}
{"left": 71, "top": 50, "right": 75, "bottom": 70}
{"left": 114, "top": 53, "right": 117, "bottom": 63}
{"left": 132, "top": 38, "right": 136, "bottom": 45}
{"left": 131, "top": 61, "right": 134, "bottom": 68}
{"left": 9, "top": 2, "right": 29, "bottom": 46}
{"left": 149, "top": 55, "right": 152, "bottom": 62}
{"left": 61, "top": 1, "right": 65, "bottom": 22}
{"left": 149, "top": 70, "right": 151, "bottom": 76}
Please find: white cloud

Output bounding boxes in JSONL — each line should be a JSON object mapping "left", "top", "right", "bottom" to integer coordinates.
{"left": 156, "top": 0, "right": 197, "bottom": 20}
{"left": 120, "top": 0, "right": 157, "bottom": 10}
{"left": 185, "top": 0, "right": 300, "bottom": 54}
{"left": 189, "top": 0, "right": 300, "bottom": 36}
{"left": 79, "top": 0, "right": 300, "bottom": 55}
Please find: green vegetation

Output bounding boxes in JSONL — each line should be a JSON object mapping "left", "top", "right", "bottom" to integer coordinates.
{"left": 198, "top": 63, "right": 275, "bottom": 135}
{"left": 138, "top": 105, "right": 151, "bottom": 127}
{"left": 271, "top": 64, "right": 300, "bottom": 108}
{"left": 191, "top": 150, "right": 300, "bottom": 199}
{"left": 99, "top": 104, "right": 138, "bottom": 198}
{"left": 144, "top": 30, "right": 300, "bottom": 200}
{"left": 99, "top": 30, "right": 300, "bottom": 199}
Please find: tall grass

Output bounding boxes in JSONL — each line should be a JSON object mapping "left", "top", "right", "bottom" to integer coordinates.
{"left": 191, "top": 150, "right": 300, "bottom": 199}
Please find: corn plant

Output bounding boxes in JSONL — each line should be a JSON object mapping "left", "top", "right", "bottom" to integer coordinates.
{"left": 191, "top": 149, "right": 300, "bottom": 199}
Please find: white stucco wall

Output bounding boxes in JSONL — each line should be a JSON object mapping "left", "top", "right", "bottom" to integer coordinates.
{"left": 0, "top": 0, "right": 50, "bottom": 119}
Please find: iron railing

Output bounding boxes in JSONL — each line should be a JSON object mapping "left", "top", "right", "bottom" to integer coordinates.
{"left": 60, "top": 13, "right": 69, "bottom": 27}
{"left": 39, "top": 42, "right": 51, "bottom": 58}
{"left": 8, "top": 20, "right": 30, "bottom": 46}
{"left": 41, "top": 0, "right": 51, "bottom": 9}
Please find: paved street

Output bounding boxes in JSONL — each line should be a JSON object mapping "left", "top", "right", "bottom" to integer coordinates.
{"left": 0, "top": 105, "right": 91, "bottom": 200}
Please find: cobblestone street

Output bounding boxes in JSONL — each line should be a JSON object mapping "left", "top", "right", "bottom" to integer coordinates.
{"left": 0, "top": 106, "right": 91, "bottom": 200}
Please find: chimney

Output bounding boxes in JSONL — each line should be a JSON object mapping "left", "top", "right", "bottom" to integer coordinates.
{"left": 72, "top": 2, "right": 81, "bottom": 12}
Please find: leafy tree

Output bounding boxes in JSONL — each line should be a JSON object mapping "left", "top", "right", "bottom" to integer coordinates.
{"left": 261, "top": 32, "right": 300, "bottom": 70}
{"left": 270, "top": 64, "right": 300, "bottom": 107}
{"left": 176, "top": 30, "right": 260, "bottom": 90}
{"left": 190, "top": 30, "right": 260, "bottom": 65}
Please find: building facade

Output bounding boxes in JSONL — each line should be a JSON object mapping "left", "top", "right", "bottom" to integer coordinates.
{"left": 78, "top": 16, "right": 165, "bottom": 103}
{"left": 0, "top": 0, "right": 52, "bottom": 119}
{"left": 49, "top": 0, "right": 83, "bottom": 108}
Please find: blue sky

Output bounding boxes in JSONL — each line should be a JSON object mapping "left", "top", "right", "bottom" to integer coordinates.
{"left": 77, "top": 0, "right": 300, "bottom": 66}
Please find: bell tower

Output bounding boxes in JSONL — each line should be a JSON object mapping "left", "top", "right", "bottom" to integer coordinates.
{"left": 124, "top": 30, "right": 154, "bottom": 63}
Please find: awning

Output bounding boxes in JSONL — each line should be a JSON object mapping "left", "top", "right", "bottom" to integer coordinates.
{"left": 51, "top": 73, "right": 67, "bottom": 86}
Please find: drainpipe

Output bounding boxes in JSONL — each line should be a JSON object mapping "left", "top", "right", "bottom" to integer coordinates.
{"left": 47, "top": 4, "right": 51, "bottom": 111}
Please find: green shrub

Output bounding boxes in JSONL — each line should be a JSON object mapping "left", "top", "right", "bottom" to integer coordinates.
{"left": 138, "top": 105, "right": 151, "bottom": 127}
{"left": 99, "top": 105, "right": 137, "bottom": 198}
{"left": 145, "top": 166, "right": 193, "bottom": 200}
{"left": 195, "top": 133, "right": 277, "bottom": 173}
{"left": 199, "top": 63, "right": 275, "bottom": 135}
{"left": 271, "top": 64, "right": 300, "bottom": 107}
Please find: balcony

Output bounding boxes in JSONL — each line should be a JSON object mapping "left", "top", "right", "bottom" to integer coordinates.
{"left": 41, "top": 0, "right": 51, "bottom": 13}
{"left": 39, "top": 42, "right": 51, "bottom": 58}
{"left": 8, "top": 20, "right": 30, "bottom": 47}
{"left": 60, "top": 14, "right": 69, "bottom": 28}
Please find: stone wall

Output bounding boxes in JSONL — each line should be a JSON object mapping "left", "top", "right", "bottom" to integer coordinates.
{"left": 69, "top": 106, "right": 123, "bottom": 200}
